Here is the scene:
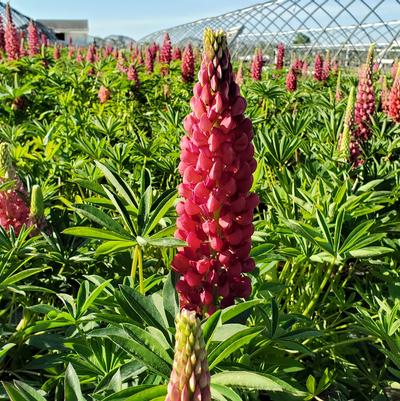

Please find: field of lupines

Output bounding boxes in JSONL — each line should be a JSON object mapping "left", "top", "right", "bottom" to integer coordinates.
{"left": 1, "top": 4, "right": 400, "bottom": 400}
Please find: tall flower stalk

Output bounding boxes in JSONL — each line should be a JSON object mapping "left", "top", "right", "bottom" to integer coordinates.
{"left": 313, "top": 53, "right": 323, "bottom": 81}
{"left": 181, "top": 44, "right": 195, "bottom": 83}
{"left": 388, "top": 64, "right": 400, "bottom": 123}
{"left": 276, "top": 42, "right": 285, "bottom": 70}
{"left": 172, "top": 28, "right": 258, "bottom": 316}
{"left": 5, "top": 3, "right": 19, "bottom": 60}
{"left": 354, "top": 44, "right": 375, "bottom": 140}
{"left": 27, "top": 20, "right": 39, "bottom": 56}
{"left": 251, "top": 48, "right": 263, "bottom": 81}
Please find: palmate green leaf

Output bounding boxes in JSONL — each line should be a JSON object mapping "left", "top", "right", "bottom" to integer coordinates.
{"left": 2, "top": 381, "right": 47, "bottom": 401}
{"left": 338, "top": 220, "right": 375, "bottom": 254}
{"left": 118, "top": 285, "right": 168, "bottom": 335}
{"left": 96, "top": 240, "right": 137, "bottom": 255}
{"left": 142, "top": 189, "right": 177, "bottom": 236}
{"left": 0, "top": 343, "right": 15, "bottom": 362}
{"left": 211, "top": 383, "right": 242, "bottom": 401}
{"left": 72, "top": 203, "right": 128, "bottom": 235}
{"left": 202, "top": 310, "right": 222, "bottom": 348}
{"left": 102, "top": 385, "right": 167, "bottom": 401}
{"left": 138, "top": 186, "right": 152, "bottom": 234}
{"left": 64, "top": 364, "right": 87, "bottom": 401}
{"left": 72, "top": 178, "right": 107, "bottom": 196}
{"left": 62, "top": 227, "right": 130, "bottom": 241}
{"left": 95, "top": 161, "right": 138, "bottom": 208}
{"left": 285, "top": 219, "right": 334, "bottom": 255}
{"left": 347, "top": 246, "right": 393, "bottom": 258}
{"left": 208, "top": 327, "right": 263, "bottom": 369}
{"left": 78, "top": 279, "right": 112, "bottom": 317}
{"left": 162, "top": 272, "right": 179, "bottom": 326}
{"left": 212, "top": 371, "right": 306, "bottom": 396}
{"left": 221, "top": 299, "right": 264, "bottom": 324}
{"left": 103, "top": 186, "right": 136, "bottom": 235}
{"left": 1, "top": 266, "right": 50, "bottom": 287}
{"left": 90, "top": 326, "right": 171, "bottom": 378}
{"left": 146, "top": 237, "right": 186, "bottom": 248}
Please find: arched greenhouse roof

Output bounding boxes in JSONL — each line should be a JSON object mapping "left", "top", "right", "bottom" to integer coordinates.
{"left": 139, "top": 0, "right": 400, "bottom": 65}
{"left": 0, "top": 2, "right": 57, "bottom": 41}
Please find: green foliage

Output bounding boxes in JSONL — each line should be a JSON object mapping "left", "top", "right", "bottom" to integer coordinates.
{"left": 0, "top": 45, "right": 399, "bottom": 401}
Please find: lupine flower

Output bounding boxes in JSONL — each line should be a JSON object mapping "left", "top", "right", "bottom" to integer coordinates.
{"left": 5, "top": 3, "right": 19, "bottom": 60}
{"left": 145, "top": 47, "right": 154, "bottom": 73}
{"left": 160, "top": 32, "right": 172, "bottom": 64}
{"left": 76, "top": 49, "right": 83, "bottom": 63}
{"left": 98, "top": 86, "right": 110, "bottom": 104}
{"left": 0, "top": 16, "right": 5, "bottom": 52}
{"left": 0, "top": 143, "right": 30, "bottom": 235}
{"left": 181, "top": 43, "right": 195, "bottom": 83}
{"left": 388, "top": 64, "right": 400, "bottom": 123}
{"left": 41, "top": 33, "right": 47, "bottom": 47}
{"left": 86, "top": 44, "right": 96, "bottom": 63}
{"left": 137, "top": 50, "right": 143, "bottom": 65}
{"left": 19, "top": 35, "right": 27, "bottom": 57}
{"left": 172, "top": 28, "right": 259, "bottom": 315}
{"left": 286, "top": 67, "right": 297, "bottom": 92}
{"left": 67, "top": 46, "right": 74, "bottom": 59}
{"left": 53, "top": 45, "right": 60, "bottom": 60}
{"left": 335, "top": 70, "right": 342, "bottom": 101}
{"left": 27, "top": 20, "right": 39, "bottom": 56}
{"left": 354, "top": 44, "right": 375, "bottom": 140}
{"left": 235, "top": 61, "right": 244, "bottom": 86}
{"left": 172, "top": 46, "right": 182, "bottom": 60}
{"left": 149, "top": 42, "right": 159, "bottom": 59}
{"left": 391, "top": 61, "right": 398, "bottom": 80}
{"left": 127, "top": 64, "right": 140, "bottom": 88}
{"left": 302, "top": 61, "right": 309, "bottom": 76}
{"left": 165, "top": 310, "right": 211, "bottom": 401}
{"left": 251, "top": 48, "right": 263, "bottom": 81}
{"left": 313, "top": 53, "right": 323, "bottom": 81}
{"left": 322, "top": 50, "right": 330, "bottom": 80}
{"left": 338, "top": 87, "right": 355, "bottom": 161}
{"left": 292, "top": 58, "right": 303, "bottom": 74}
{"left": 276, "top": 42, "right": 284, "bottom": 70}
{"left": 332, "top": 60, "right": 339, "bottom": 75}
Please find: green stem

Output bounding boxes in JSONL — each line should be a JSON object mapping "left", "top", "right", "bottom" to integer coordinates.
{"left": 131, "top": 245, "right": 139, "bottom": 287}
{"left": 138, "top": 246, "right": 144, "bottom": 294}
{"left": 303, "top": 259, "right": 336, "bottom": 317}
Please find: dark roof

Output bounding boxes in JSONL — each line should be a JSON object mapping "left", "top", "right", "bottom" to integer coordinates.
{"left": 37, "top": 19, "right": 88, "bottom": 31}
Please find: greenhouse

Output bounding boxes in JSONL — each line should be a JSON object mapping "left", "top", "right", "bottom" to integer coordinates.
{"left": 140, "top": 0, "right": 400, "bottom": 65}
{"left": 0, "top": 0, "right": 400, "bottom": 400}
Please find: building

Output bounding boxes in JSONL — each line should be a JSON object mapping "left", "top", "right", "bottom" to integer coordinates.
{"left": 37, "top": 20, "right": 89, "bottom": 45}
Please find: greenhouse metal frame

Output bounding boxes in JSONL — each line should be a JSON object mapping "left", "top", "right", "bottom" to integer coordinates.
{"left": 139, "top": 0, "right": 400, "bottom": 65}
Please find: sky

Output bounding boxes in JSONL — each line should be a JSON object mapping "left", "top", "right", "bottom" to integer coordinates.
{"left": 11, "top": 0, "right": 260, "bottom": 40}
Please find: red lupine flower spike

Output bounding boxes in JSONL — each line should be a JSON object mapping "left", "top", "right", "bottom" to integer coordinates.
{"left": 172, "top": 28, "right": 259, "bottom": 316}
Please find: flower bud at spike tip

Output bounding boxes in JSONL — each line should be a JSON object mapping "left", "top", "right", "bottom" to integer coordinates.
{"left": 30, "top": 185, "right": 44, "bottom": 221}
{"left": 0, "top": 142, "right": 14, "bottom": 179}
{"left": 165, "top": 310, "right": 211, "bottom": 401}
{"left": 171, "top": 28, "right": 259, "bottom": 316}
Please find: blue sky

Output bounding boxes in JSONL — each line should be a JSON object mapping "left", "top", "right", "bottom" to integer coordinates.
{"left": 11, "top": 0, "right": 258, "bottom": 40}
